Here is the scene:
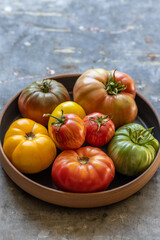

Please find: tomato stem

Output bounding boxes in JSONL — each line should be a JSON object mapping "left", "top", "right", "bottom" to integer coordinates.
{"left": 25, "top": 132, "right": 35, "bottom": 140}
{"left": 78, "top": 157, "right": 89, "bottom": 165}
{"left": 89, "top": 115, "right": 110, "bottom": 132}
{"left": 43, "top": 110, "right": 66, "bottom": 131}
{"left": 128, "top": 127, "right": 154, "bottom": 145}
{"left": 41, "top": 79, "right": 52, "bottom": 93}
{"left": 105, "top": 70, "right": 127, "bottom": 95}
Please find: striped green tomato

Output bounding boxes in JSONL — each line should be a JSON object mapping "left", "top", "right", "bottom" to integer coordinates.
{"left": 107, "top": 123, "right": 159, "bottom": 176}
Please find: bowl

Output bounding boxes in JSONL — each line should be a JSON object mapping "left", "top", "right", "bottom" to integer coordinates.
{"left": 0, "top": 73, "right": 160, "bottom": 208}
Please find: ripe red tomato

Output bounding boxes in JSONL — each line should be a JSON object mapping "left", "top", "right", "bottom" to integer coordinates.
{"left": 83, "top": 112, "right": 115, "bottom": 147}
{"left": 52, "top": 146, "right": 115, "bottom": 193}
{"left": 18, "top": 79, "right": 70, "bottom": 126}
{"left": 46, "top": 111, "right": 86, "bottom": 150}
{"left": 73, "top": 69, "right": 138, "bottom": 128}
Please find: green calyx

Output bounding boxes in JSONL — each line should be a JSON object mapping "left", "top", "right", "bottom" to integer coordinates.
{"left": 105, "top": 70, "right": 127, "bottom": 95}
{"left": 41, "top": 79, "right": 51, "bottom": 93}
{"left": 43, "top": 110, "right": 65, "bottom": 131}
{"left": 128, "top": 127, "right": 154, "bottom": 145}
{"left": 89, "top": 115, "right": 110, "bottom": 132}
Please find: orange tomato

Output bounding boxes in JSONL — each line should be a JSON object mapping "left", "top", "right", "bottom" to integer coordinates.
{"left": 73, "top": 69, "right": 138, "bottom": 128}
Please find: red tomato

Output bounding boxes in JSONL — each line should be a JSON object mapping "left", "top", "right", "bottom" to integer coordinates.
{"left": 73, "top": 69, "right": 138, "bottom": 128}
{"left": 46, "top": 112, "right": 86, "bottom": 150}
{"left": 83, "top": 112, "right": 115, "bottom": 147}
{"left": 52, "top": 146, "right": 115, "bottom": 193}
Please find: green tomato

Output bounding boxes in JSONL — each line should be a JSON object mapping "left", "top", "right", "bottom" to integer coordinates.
{"left": 107, "top": 123, "right": 159, "bottom": 176}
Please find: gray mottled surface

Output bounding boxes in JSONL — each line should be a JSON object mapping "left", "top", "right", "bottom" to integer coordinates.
{"left": 0, "top": 0, "right": 160, "bottom": 239}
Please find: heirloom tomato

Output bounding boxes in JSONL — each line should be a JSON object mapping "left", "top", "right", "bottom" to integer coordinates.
{"left": 49, "top": 101, "right": 86, "bottom": 121}
{"left": 107, "top": 123, "right": 160, "bottom": 176}
{"left": 45, "top": 111, "right": 86, "bottom": 150}
{"left": 52, "top": 146, "right": 115, "bottom": 193}
{"left": 3, "top": 118, "right": 57, "bottom": 174}
{"left": 18, "top": 79, "right": 70, "bottom": 126}
{"left": 73, "top": 69, "right": 138, "bottom": 128}
{"left": 83, "top": 112, "right": 115, "bottom": 147}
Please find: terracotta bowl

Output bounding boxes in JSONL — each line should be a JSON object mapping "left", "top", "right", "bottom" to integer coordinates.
{"left": 0, "top": 73, "right": 160, "bottom": 208}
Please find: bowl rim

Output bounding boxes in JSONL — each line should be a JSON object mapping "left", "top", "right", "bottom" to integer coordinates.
{"left": 0, "top": 73, "right": 160, "bottom": 207}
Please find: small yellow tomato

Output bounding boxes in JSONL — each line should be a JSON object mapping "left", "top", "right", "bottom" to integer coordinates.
{"left": 51, "top": 101, "right": 86, "bottom": 118}
{"left": 3, "top": 118, "right": 57, "bottom": 174}
{"left": 47, "top": 101, "right": 86, "bottom": 137}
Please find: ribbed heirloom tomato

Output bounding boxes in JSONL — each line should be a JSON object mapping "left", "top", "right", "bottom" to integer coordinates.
{"left": 3, "top": 118, "right": 57, "bottom": 174}
{"left": 73, "top": 69, "right": 138, "bottom": 128}
{"left": 52, "top": 146, "right": 115, "bottom": 193}
{"left": 18, "top": 79, "right": 70, "bottom": 126}
{"left": 45, "top": 111, "right": 86, "bottom": 150}
{"left": 107, "top": 123, "right": 160, "bottom": 176}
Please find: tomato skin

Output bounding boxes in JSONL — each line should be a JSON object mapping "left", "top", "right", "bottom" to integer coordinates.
{"left": 3, "top": 118, "right": 57, "bottom": 174}
{"left": 50, "top": 101, "right": 86, "bottom": 119}
{"left": 83, "top": 112, "right": 115, "bottom": 147}
{"left": 107, "top": 123, "right": 160, "bottom": 176}
{"left": 73, "top": 69, "right": 138, "bottom": 128}
{"left": 18, "top": 79, "right": 70, "bottom": 126}
{"left": 48, "top": 113, "right": 86, "bottom": 150}
{"left": 52, "top": 146, "right": 115, "bottom": 193}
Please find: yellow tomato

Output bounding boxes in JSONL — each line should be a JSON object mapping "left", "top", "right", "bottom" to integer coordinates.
{"left": 51, "top": 101, "right": 86, "bottom": 118}
{"left": 47, "top": 101, "right": 86, "bottom": 136}
{"left": 3, "top": 118, "right": 57, "bottom": 174}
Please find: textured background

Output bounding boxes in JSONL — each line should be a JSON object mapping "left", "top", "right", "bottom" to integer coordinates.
{"left": 0, "top": 0, "right": 160, "bottom": 239}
